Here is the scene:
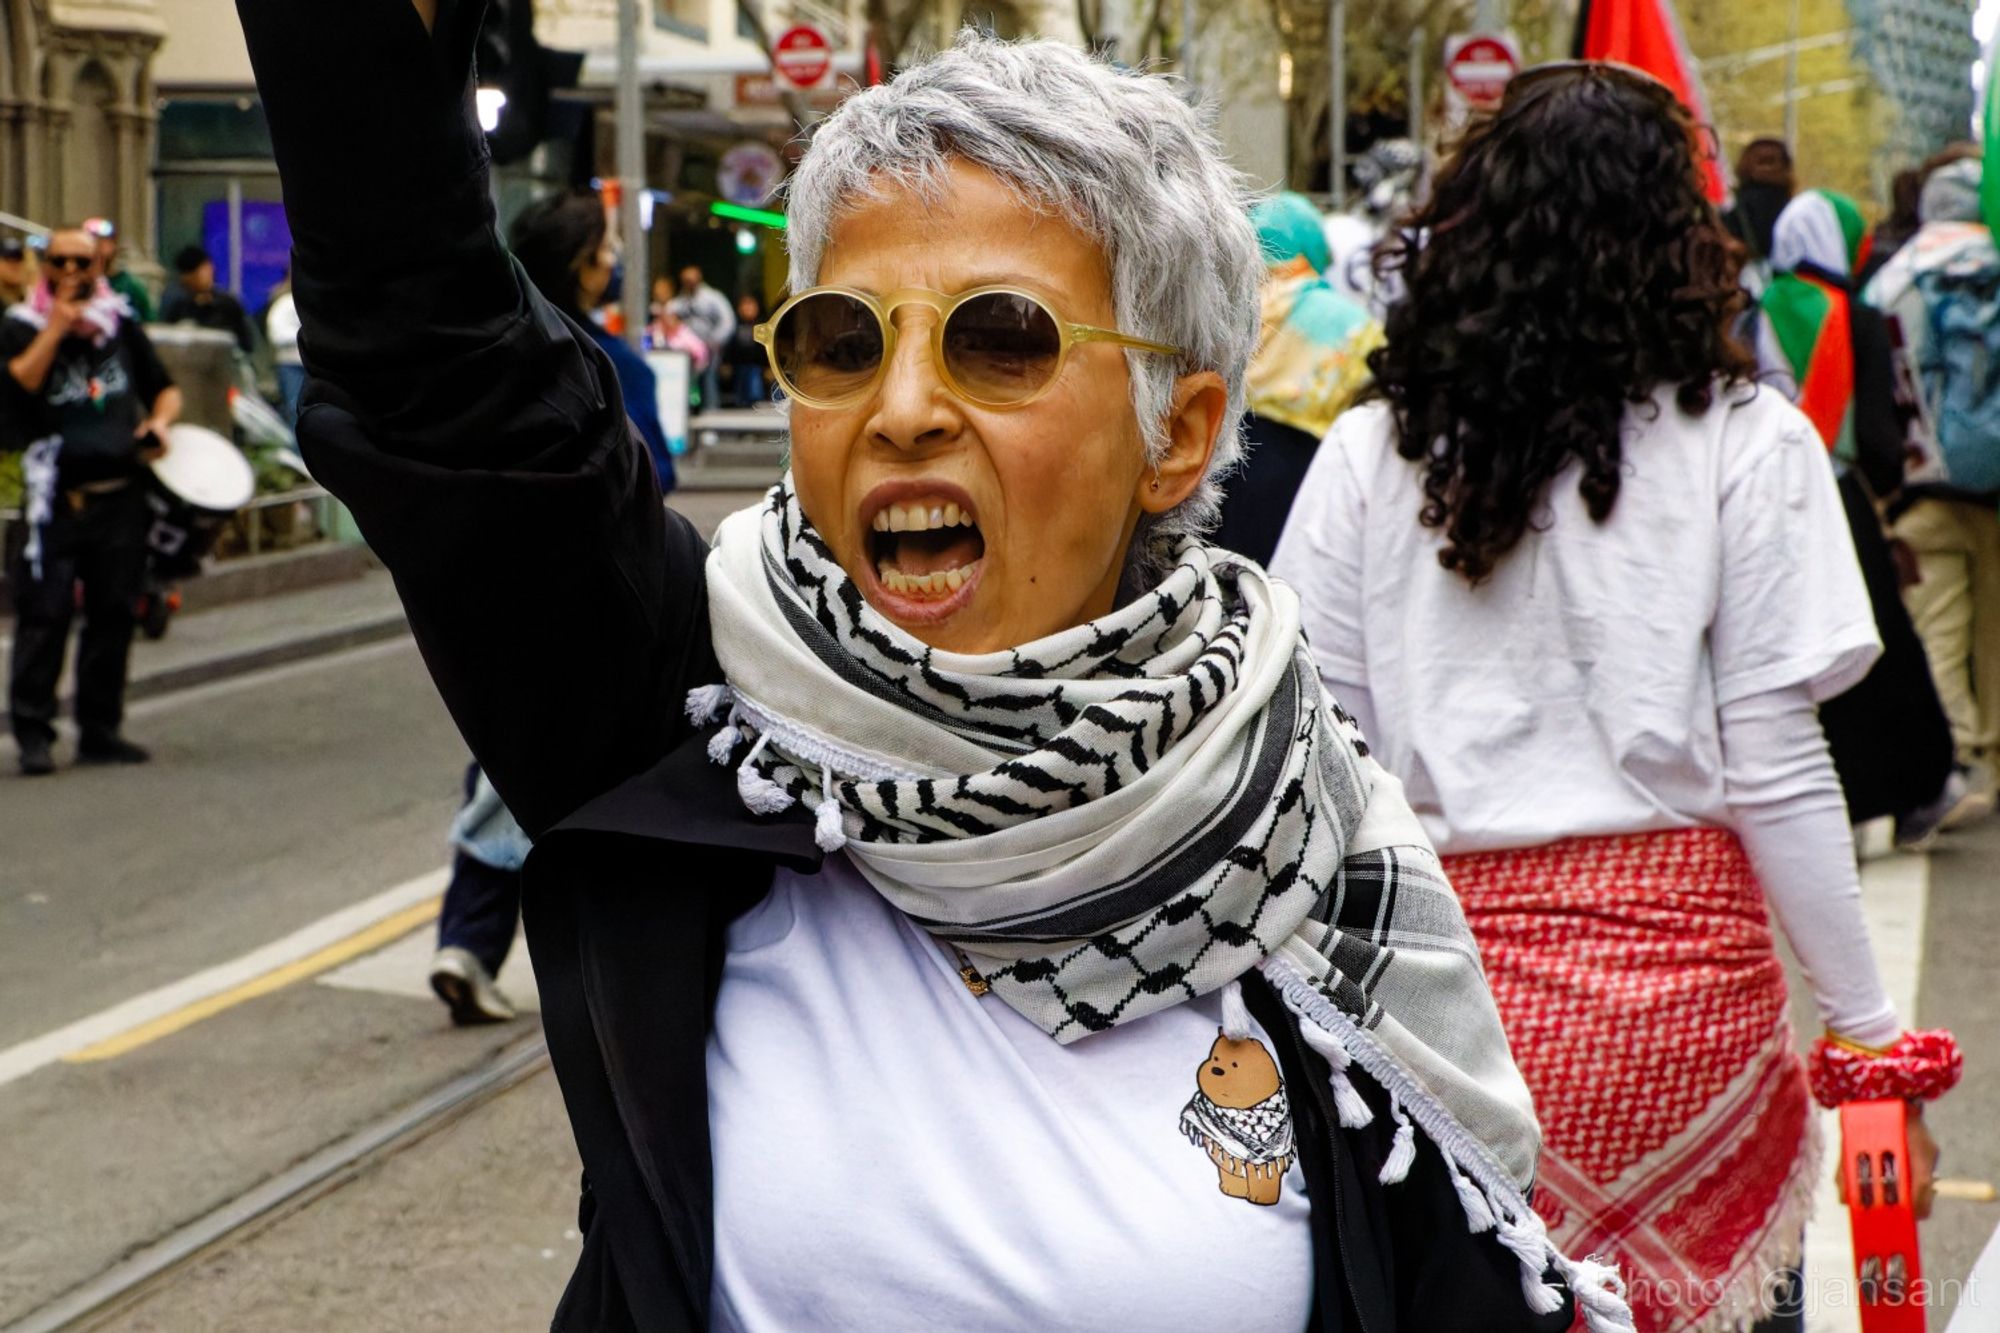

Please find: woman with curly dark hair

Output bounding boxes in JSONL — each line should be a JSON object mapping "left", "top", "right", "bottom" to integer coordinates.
{"left": 1274, "top": 63, "right": 1961, "bottom": 1333}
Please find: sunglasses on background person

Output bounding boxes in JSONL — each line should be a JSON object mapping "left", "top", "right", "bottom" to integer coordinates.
{"left": 44, "top": 254, "right": 93, "bottom": 272}
{"left": 755, "top": 285, "right": 1183, "bottom": 411}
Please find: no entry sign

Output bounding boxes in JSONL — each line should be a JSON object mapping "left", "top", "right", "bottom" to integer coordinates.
{"left": 772, "top": 24, "right": 832, "bottom": 90}
{"left": 1443, "top": 32, "right": 1521, "bottom": 114}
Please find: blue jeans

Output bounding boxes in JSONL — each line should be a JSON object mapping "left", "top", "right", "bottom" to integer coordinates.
{"left": 276, "top": 363, "right": 307, "bottom": 426}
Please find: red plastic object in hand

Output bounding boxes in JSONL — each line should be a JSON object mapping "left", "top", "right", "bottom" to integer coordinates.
{"left": 1840, "top": 1098, "right": 1925, "bottom": 1332}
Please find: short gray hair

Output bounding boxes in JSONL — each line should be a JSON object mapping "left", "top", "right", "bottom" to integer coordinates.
{"left": 782, "top": 29, "right": 1263, "bottom": 580}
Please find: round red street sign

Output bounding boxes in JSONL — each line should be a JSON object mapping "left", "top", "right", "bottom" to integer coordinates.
{"left": 773, "top": 24, "right": 832, "bottom": 90}
{"left": 1445, "top": 35, "right": 1519, "bottom": 111}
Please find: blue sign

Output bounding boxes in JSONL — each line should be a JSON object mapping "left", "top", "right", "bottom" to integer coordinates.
{"left": 201, "top": 199, "right": 292, "bottom": 315}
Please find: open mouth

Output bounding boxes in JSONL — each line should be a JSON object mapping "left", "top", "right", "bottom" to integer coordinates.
{"left": 865, "top": 496, "right": 987, "bottom": 601}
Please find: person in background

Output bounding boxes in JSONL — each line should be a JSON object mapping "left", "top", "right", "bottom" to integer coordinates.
{"left": 1862, "top": 143, "right": 1980, "bottom": 292}
{"left": 509, "top": 191, "right": 674, "bottom": 492}
{"left": 1723, "top": 137, "right": 1796, "bottom": 298}
{"left": 723, "top": 291, "right": 767, "bottom": 406}
{"left": 265, "top": 278, "right": 306, "bottom": 425}
{"left": 669, "top": 263, "right": 735, "bottom": 413}
{"left": 428, "top": 764, "right": 526, "bottom": 1025}
{"left": 1755, "top": 189, "right": 1966, "bottom": 846}
{"left": 1865, "top": 155, "right": 2000, "bottom": 815}
{"left": 1, "top": 225, "right": 181, "bottom": 775}
{"left": 1211, "top": 193, "right": 1374, "bottom": 565}
{"left": 0, "top": 235, "right": 29, "bottom": 306}
{"left": 83, "top": 218, "right": 154, "bottom": 324}
{"left": 160, "top": 245, "right": 257, "bottom": 356}
{"left": 1274, "top": 64, "right": 1961, "bottom": 1333}
{"left": 648, "top": 303, "right": 709, "bottom": 377}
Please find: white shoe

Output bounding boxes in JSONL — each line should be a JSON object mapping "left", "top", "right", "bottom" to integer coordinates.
{"left": 428, "top": 946, "right": 517, "bottom": 1026}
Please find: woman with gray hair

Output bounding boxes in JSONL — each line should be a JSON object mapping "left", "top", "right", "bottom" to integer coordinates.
{"left": 235, "top": 0, "right": 1624, "bottom": 1327}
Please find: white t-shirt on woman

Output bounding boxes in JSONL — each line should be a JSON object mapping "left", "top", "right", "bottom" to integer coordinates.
{"left": 1271, "top": 387, "right": 1878, "bottom": 856}
{"left": 706, "top": 856, "right": 1315, "bottom": 1333}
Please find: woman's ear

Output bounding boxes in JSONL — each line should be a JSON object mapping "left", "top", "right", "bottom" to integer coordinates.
{"left": 1139, "top": 371, "right": 1229, "bottom": 516}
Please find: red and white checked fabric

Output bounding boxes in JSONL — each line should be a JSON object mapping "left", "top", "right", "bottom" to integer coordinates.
{"left": 1445, "top": 829, "right": 1815, "bottom": 1333}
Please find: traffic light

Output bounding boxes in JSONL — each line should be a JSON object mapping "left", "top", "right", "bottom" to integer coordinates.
{"left": 476, "top": 0, "right": 584, "bottom": 165}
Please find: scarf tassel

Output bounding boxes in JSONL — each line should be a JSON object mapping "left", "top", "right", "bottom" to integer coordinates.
{"left": 1442, "top": 1150, "right": 1499, "bottom": 1233}
{"left": 814, "top": 764, "right": 849, "bottom": 854}
{"left": 1496, "top": 1215, "right": 1570, "bottom": 1317}
{"left": 1297, "top": 1016, "right": 1376, "bottom": 1129}
{"left": 1219, "top": 979, "right": 1254, "bottom": 1041}
{"left": 1377, "top": 1096, "right": 1416, "bottom": 1185}
{"left": 686, "top": 682, "right": 735, "bottom": 727}
{"left": 735, "top": 734, "right": 798, "bottom": 816}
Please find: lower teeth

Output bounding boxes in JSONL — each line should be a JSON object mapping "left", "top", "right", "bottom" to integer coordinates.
{"left": 880, "top": 563, "right": 973, "bottom": 597}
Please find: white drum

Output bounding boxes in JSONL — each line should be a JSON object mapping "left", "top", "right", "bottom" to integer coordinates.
{"left": 146, "top": 423, "right": 255, "bottom": 574}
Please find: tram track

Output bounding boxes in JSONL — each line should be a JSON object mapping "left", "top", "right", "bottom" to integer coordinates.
{"left": 4, "top": 1035, "right": 549, "bottom": 1333}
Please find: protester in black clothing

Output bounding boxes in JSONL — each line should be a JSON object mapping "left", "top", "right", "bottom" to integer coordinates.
{"left": 721, "top": 292, "right": 767, "bottom": 406}
{"left": 1722, "top": 137, "right": 1796, "bottom": 274}
{"left": 231, "top": 1, "right": 1607, "bottom": 1327}
{"left": 159, "top": 245, "right": 257, "bottom": 355}
{"left": 1, "top": 227, "right": 181, "bottom": 775}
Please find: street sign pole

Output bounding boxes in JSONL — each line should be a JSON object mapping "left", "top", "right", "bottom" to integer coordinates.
{"left": 1329, "top": 0, "right": 1347, "bottom": 209}
{"left": 1181, "top": 0, "right": 1196, "bottom": 92}
{"left": 1408, "top": 35, "right": 1423, "bottom": 147}
{"left": 616, "top": 0, "right": 647, "bottom": 350}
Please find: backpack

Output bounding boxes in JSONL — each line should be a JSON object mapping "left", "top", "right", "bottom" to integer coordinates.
{"left": 1914, "top": 249, "right": 2000, "bottom": 494}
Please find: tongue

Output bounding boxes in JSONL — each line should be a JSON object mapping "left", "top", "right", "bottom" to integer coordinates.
{"left": 889, "top": 527, "right": 983, "bottom": 576}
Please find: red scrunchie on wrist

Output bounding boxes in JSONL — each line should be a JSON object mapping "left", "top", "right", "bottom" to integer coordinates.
{"left": 1807, "top": 1029, "right": 1963, "bottom": 1108}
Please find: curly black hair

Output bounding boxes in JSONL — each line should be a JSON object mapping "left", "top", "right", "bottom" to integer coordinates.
{"left": 1366, "top": 63, "right": 1754, "bottom": 583}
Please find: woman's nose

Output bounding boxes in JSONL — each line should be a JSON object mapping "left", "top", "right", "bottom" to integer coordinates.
{"left": 870, "top": 314, "right": 960, "bottom": 451}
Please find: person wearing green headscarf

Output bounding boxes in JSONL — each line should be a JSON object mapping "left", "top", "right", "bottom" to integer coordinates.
{"left": 1755, "top": 189, "right": 1907, "bottom": 486}
{"left": 1212, "top": 193, "right": 1377, "bottom": 564}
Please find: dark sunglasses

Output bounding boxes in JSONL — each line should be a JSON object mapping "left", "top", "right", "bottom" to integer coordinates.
{"left": 44, "top": 254, "right": 93, "bottom": 272}
{"left": 755, "top": 285, "right": 1181, "bottom": 410}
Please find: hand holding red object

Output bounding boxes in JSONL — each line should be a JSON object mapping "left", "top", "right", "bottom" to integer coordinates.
{"left": 1809, "top": 1029, "right": 1962, "bottom": 1109}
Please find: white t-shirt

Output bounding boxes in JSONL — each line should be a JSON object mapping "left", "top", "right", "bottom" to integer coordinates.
{"left": 706, "top": 857, "right": 1314, "bottom": 1333}
{"left": 1270, "top": 388, "right": 1878, "bottom": 855}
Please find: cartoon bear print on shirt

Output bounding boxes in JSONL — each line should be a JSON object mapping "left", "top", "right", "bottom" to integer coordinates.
{"left": 1179, "top": 1030, "right": 1296, "bottom": 1206}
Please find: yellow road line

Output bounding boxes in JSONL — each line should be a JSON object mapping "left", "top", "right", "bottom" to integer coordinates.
{"left": 63, "top": 896, "right": 443, "bottom": 1064}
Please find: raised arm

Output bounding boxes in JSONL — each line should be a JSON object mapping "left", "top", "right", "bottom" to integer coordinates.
{"left": 236, "top": 0, "right": 715, "bottom": 835}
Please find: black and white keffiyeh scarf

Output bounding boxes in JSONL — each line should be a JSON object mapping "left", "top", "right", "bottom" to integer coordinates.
{"left": 690, "top": 481, "right": 1632, "bottom": 1331}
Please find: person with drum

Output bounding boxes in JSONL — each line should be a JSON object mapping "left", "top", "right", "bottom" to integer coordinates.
{"left": 2, "top": 225, "right": 180, "bottom": 776}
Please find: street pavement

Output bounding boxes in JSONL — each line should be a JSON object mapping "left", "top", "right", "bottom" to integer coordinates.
{"left": 1, "top": 483, "right": 1996, "bottom": 1331}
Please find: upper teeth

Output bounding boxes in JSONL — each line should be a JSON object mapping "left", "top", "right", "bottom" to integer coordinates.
{"left": 872, "top": 501, "right": 973, "bottom": 533}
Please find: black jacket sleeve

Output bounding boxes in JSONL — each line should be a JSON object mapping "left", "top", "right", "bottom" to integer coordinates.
{"left": 234, "top": 0, "right": 712, "bottom": 836}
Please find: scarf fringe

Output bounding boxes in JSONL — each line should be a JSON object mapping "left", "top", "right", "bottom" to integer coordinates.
{"left": 1297, "top": 1018, "right": 1377, "bottom": 1128}
{"left": 1219, "top": 979, "right": 1254, "bottom": 1041}
{"left": 1378, "top": 1097, "right": 1416, "bottom": 1185}
{"left": 1653, "top": 1114, "right": 1820, "bottom": 1333}
{"left": 1260, "top": 955, "right": 1635, "bottom": 1333}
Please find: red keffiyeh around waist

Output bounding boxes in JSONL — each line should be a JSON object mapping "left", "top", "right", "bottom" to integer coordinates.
{"left": 1445, "top": 829, "right": 1816, "bottom": 1333}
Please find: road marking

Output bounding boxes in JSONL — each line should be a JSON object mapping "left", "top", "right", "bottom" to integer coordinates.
{"left": 65, "top": 898, "right": 443, "bottom": 1064}
{"left": 0, "top": 867, "right": 447, "bottom": 1089}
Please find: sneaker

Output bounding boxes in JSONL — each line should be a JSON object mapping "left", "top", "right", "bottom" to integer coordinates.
{"left": 428, "top": 946, "right": 517, "bottom": 1026}
{"left": 17, "top": 736, "right": 55, "bottom": 777}
{"left": 76, "top": 735, "right": 151, "bottom": 765}
{"left": 1896, "top": 770, "right": 1967, "bottom": 851}
{"left": 1939, "top": 763, "right": 1996, "bottom": 833}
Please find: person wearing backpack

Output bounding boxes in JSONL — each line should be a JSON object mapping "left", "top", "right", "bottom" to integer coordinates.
{"left": 1865, "top": 157, "right": 2000, "bottom": 813}
{"left": 1756, "top": 189, "right": 1965, "bottom": 847}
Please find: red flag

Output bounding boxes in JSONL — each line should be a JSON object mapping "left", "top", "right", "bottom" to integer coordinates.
{"left": 1575, "top": 0, "right": 1729, "bottom": 203}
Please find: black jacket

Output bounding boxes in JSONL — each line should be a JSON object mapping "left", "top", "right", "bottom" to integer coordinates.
{"left": 237, "top": 2, "right": 1573, "bottom": 1328}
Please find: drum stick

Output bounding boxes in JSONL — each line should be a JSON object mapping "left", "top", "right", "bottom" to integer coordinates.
{"left": 1934, "top": 1179, "right": 1998, "bottom": 1203}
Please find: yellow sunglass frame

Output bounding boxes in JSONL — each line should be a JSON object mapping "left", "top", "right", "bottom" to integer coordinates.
{"left": 752, "top": 284, "right": 1184, "bottom": 411}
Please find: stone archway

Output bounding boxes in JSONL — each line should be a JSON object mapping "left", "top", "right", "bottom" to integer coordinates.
{"left": 65, "top": 58, "right": 122, "bottom": 223}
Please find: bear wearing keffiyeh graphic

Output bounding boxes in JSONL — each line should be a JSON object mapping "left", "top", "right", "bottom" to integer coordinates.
{"left": 1181, "top": 1032, "right": 1296, "bottom": 1206}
